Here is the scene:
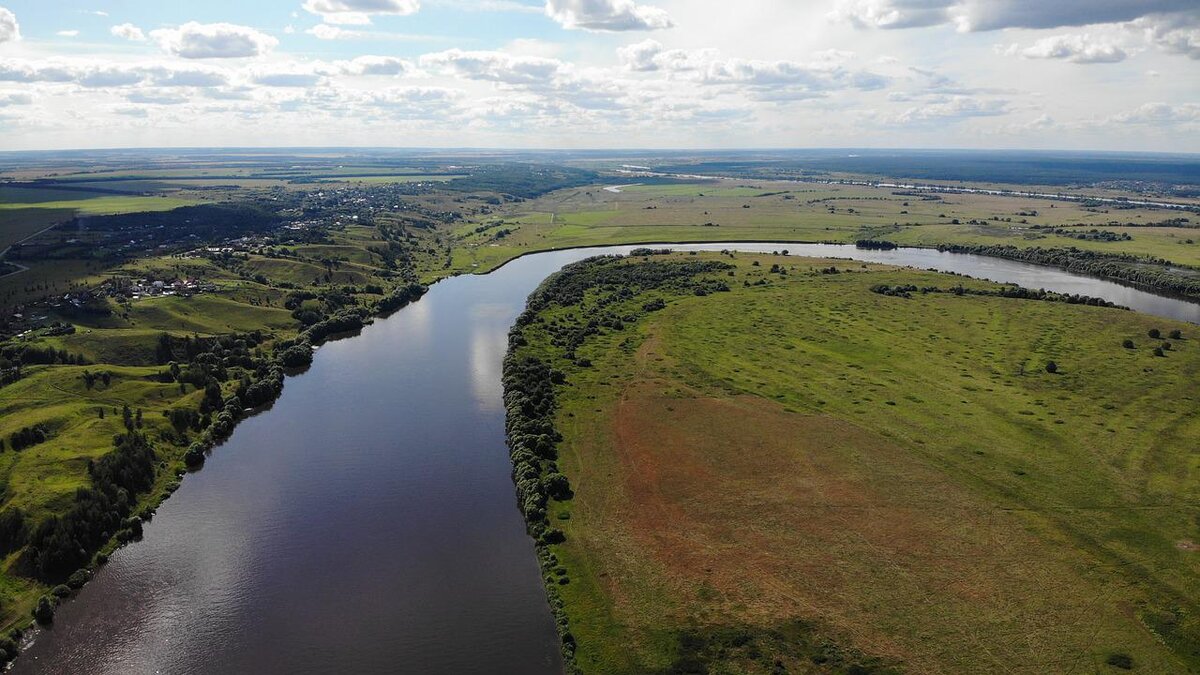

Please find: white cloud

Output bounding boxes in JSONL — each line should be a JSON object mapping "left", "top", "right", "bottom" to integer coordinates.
{"left": 308, "top": 24, "right": 354, "bottom": 39}
{"left": 1013, "top": 34, "right": 1128, "bottom": 63}
{"left": 0, "top": 7, "right": 19, "bottom": 43}
{"left": 303, "top": 0, "right": 420, "bottom": 25}
{"left": 151, "top": 22, "right": 278, "bottom": 59}
{"left": 0, "top": 90, "right": 30, "bottom": 106}
{"left": 420, "top": 48, "right": 567, "bottom": 84}
{"left": 618, "top": 41, "right": 887, "bottom": 100}
{"left": 253, "top": 71, "right": 324, "bottom": 87}
{"left": 893, "top": 95, "right": 1010, "bottom": 123}
{"left": 1134, "top": 14, "right": 1200, "bottom": 59}
{"left": 57, "top": 30, "right": 80, "bottom": 38}
{"left": 127, "top": 90, "right": 188, "bottom": 105}
{"left": 0, "top": 58, "right": 229, "bottom": 89}
{"left": 833, "top": 0, "right": 1198, "bottom": 32}
{"left": 831, "top": 0, "right": 954, "bottom": 29}
{"left": 111, "top": 23, "right": 147, "bottom": 42}
{"left": 1110, "top": 101, "right": 1200, "bottom": 124}
{"left": 545, "top": 0, "right": 672, "bottom": 32}
{"left": 338, "top": 55, "right": 413, "bottom": 75}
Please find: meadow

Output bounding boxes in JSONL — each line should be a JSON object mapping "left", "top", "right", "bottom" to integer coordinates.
{"left": 511, "top": 252, "right": 1200, "bottom": 673}
{"left": 451, "top": 181, "right": 1200, "bottom": 273}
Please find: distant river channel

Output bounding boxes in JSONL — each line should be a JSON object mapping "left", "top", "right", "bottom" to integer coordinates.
{"left": 15, "top": 243, "right": 1198, "bottom": 675}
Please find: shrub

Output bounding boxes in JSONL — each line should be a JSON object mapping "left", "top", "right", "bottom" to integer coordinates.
{"left": 32, "top": 596, "right": 55, "bottom": 624}
{"left": 1045, "top": 361, "right": 1058, "bottom": 374}
{"left": 1122, "top": 339, "right": 1134, "bottom": 349}
{"left": 1153, "top": 347, "right": 1165, "bottom": 357}
{"left": 1169, "top": 329, "right": 1182, "bottom": 340}
{"left": 67, "top": 568, "right": 90, "bottom": 589}
{"left": 1148, "top": 328, "right": 1161, "bottom": 339}
{"left": 1162, "top": 342, "right": 1172, "bottom": 351}
{"left": 51, "top": 584, "right": 72, "bottom": 599}
{"left": 0, "top": 636, "right": 16, "bottom": 665}
{"left": 1105, "top": 653, "right": 1133, "bottom": 670}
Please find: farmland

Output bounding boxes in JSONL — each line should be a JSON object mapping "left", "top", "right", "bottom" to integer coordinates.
{"left": 506, "top": 252, "right": 1200, "bottom": 673}
{"left": 451, "top": 180, "right": 1200, "bottom": 273}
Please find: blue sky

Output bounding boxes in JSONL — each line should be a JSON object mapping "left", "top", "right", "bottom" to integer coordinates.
{"left": 0, "top": 0, "right": 1196, "bottom": 151}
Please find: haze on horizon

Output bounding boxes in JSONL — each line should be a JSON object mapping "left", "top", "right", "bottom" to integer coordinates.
{"left": 0, "top": 0, "right": 1196, "bottom": 153}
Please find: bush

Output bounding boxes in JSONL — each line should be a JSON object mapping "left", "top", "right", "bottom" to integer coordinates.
{"left": 32, "top": 596, "right": 55, "bottom": 624}
{"left": 0, "top": 636, "right": 17, "bottom": 665}
{"left": 1153, "top": 347, "right": 1165, "bottom": 357}
{"left": 1169, "top": 329, "right": 1182, "bottom": 340}
{"left": 1148, "top": 328, "right": 1161, "bottom": 339}
{"left": 1045, "top": 361, "right": 1058, "bottom": 374}
{"left": 51, "top": 584, "right": 72, "bottom": 599}
{"left": 1105, "top": 653, "right": 1133, "bottom": 670}
{"left": 67, "top": 568, "right": 90, "bottom": 589}
{"left": 1122, "top": 339, "right": 1135, "bottom": 349}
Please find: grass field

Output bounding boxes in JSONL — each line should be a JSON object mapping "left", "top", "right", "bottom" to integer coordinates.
{"left": 0, "top": 187, "right": 198, "bottom": 216}
{"left": 452, "top": 182, "right": 1200, "bottom": 273}
{"left": 512, "top": 253, "right": 1200, "bottom": 673}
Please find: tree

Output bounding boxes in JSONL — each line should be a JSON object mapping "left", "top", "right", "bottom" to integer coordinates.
{"left": 1154, "top": 347, "right": 1165, "bottom": 357}
{"left": 32, "top": 596, "right": 55, "bottom": 624}
{"left": 1045, "top": 361, "right": 1058, "bottom": 374}
{"left": 1148, "top": 328, "right": 1161, "bottom": 339}
{"left": 1169, "top": 329, "right": 1182, "bottom": 340}
{"left": 1122, "top": 339, "right": 1135, "bottom": 349}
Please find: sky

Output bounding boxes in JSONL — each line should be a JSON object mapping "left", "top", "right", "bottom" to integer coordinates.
{"left": 0, "top": 0, "right": 1196, "bottom": 152}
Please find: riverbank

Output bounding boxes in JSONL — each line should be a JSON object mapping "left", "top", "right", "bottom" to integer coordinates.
{"left": 505, "top": 250, "right": 1200, "bottom": 672}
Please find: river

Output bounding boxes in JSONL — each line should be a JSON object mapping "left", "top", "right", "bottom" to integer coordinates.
{"left": 14, "top": 243, "right": 1199, "bottom": 675}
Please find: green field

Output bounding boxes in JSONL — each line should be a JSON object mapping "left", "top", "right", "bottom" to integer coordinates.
{"left": 510, "top": 252, "right": 1200, "bottom": 673}
{"left": 0, "top": 187, "right": 198, "bottom": 216}
{"left": 450, "top": 182, "right": 1200, "bottom": 273}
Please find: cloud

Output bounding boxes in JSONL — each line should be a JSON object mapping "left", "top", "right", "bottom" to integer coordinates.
{"left": 151, "top": 22, "right": 278, "bottom": 59}
{"left": 420, "top": 48, "right": 567, "bottom": 84}
{"left": 308, "top": 24, "right": 355, "bottom": 39}
{"left": 1109, "top": 101, "right": 1200, "bottom": 124}
{"left": 112, "top": 106, "right": 149, "bottom": 118}
{"left": 833, "top": 0, "right": 1197, "bottom": 32}
{"left": 1134, "top": 14, "right": 1200, "bottom": 59}
{"left": 1012, "top": 34, "right": 1128, "bottom": 63}
{"left": 303, "top": 0, "right": 420, "bottom": 25}
{"left": 893, "top": 95, "right": 1010, "bottom": 123}
{"left": 253, "top": 71, "right": 323, "bottom": 87}
{"left": 0, "top": 7, "right": 19, "bottom": 43}
{"left": 830, "top": 0, "right": 954, "bottom": 29}
{"left": 0, "top": 58, "right": 229, "bottom": 89}
{"left": 0, "top": 91, "right": 31, "bottom": 106}
{"left": 57, "top": 30, "right": 80, "bottom": 38}
{"left": 111, "top": 23, "right": 146, "bottom": 42}
{"left": 338, "top": 55, "right": 413, "bottom": 75}
{"left": 618, "top": 41, "right": 887, "bottom": 100}
{"left": 545, "top": 0, "right": 673, "bottom": 32}
{"left": 127, "top": 91, "right": 189, "bottom": 105}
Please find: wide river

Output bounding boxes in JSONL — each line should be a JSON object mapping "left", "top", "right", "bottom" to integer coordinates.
{"left": 15, "top": 244, "right": 1199, "bottom": 674}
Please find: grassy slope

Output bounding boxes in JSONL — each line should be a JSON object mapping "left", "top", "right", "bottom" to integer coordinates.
{"left": 0, "top": 217, "right": 432, "bottom": 633}
{"left": 449, "top": 182, "right": 1200, "bottom": 275}
{"left": 515, "top": 253, "right": 1199, "bottom": 673}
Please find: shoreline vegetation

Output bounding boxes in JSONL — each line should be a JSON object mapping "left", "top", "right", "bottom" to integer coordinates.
{"left": 2, "top": 159, "right": 1200, "bottom": 669}
{"left": 932, "top": 243, "right": 1200, "bottom": 301}
{"left": 502, "top": 251, "right": 1199, "bottom": 673}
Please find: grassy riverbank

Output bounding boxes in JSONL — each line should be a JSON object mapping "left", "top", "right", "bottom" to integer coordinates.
{"left": 506, "top": 251, "right": 1200, "bottom": 673}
